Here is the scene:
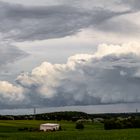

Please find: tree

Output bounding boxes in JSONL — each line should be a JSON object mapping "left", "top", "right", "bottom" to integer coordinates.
{"left": 75, "top": 122, "right": 84, "bottom": 130}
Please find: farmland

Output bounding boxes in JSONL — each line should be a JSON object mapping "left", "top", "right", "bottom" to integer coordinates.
{"left": 0, "top": 120, "right": 140, "bottom": 140}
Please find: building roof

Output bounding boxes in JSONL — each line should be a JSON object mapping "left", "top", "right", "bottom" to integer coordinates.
{"left": 40, "top": 123, "right": 59, "bottom": 127}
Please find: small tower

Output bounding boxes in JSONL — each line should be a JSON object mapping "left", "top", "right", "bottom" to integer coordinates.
{"left": 33, "top": 107, "right": 36, "bottom": 120}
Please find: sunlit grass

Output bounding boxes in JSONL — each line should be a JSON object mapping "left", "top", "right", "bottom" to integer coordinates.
{"left": 0, "top": 120, "right": 139, "bottom": 140}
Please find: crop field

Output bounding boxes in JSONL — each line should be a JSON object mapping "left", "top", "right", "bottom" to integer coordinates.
{"left": 0, "top": 120, "right": 140, "bottom": 140}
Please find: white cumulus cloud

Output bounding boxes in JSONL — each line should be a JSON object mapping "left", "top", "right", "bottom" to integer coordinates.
{"left": 15, "top": 42, "right": 140, "bottom": 107}
{"left": 0, "top": 81, "right": 24, "bottom": 105}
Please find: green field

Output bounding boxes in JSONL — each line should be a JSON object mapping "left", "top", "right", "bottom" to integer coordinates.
{"left": 0, "top": 120, "right": 140, "bottom": 140}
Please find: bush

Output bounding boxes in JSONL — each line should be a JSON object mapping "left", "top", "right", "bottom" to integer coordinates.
{"left": 104, "top": 118, "right": 140, "bottom": 130}
{"left": 59, "top": 125, "right": 62, "bottom": 131}
{"left": 75, "top": 122, "right": 84, "bottom": 130}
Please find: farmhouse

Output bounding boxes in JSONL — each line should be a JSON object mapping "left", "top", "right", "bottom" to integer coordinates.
{"left": 40, "top": 123, "right": 60, "bottom": 131}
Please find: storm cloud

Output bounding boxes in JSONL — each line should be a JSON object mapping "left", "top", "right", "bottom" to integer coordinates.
{"left": 120, "top": 0, "right": 140, "bottom": 10}
{"left": 0, "top": 42, "right": 139, "bottom": 108}
{"left": 0, "top": 1, "right": 135, "bottom": 41}
{"left": 0, "top": 0, "right": 140, "bottom": 109}
{"left": 0, "top": 43, "right": 27, "bottom": 67}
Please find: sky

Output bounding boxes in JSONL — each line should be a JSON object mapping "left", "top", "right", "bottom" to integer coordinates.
{"left": 0, "top": 0, "right": 140, "bottom": 111}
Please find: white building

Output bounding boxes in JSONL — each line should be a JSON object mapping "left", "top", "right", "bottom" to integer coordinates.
{"left": 40, "top": 123, "right": 60, "bottom": 131}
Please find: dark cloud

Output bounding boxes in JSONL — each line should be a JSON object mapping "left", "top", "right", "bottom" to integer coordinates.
{"left": 96, "top": 16, "right": 140, "bottom": 35}
{"left": 0, "top": 43, "right": 28, "bottom": 67}
{"left": 120, "top": 0, "right": 140, "bottom": 10}
{"left": 0, "top": 1, "right": 133, "bottom": 41}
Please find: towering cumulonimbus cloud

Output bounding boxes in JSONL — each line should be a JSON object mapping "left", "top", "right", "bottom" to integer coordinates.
{"left": 14, "top": 42, "right": 140, "bottom": 107}
{"left": 1, "top": 42, "right": 140, "bottom": 108}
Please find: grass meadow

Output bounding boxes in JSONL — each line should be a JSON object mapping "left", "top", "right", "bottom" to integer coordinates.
{"left": 0, "top": 120, "right": 139, "bottom": 140}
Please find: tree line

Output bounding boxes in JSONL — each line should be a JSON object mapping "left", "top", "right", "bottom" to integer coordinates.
{"left": 104, "top": 117, "right": 140, "bottom": 130}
